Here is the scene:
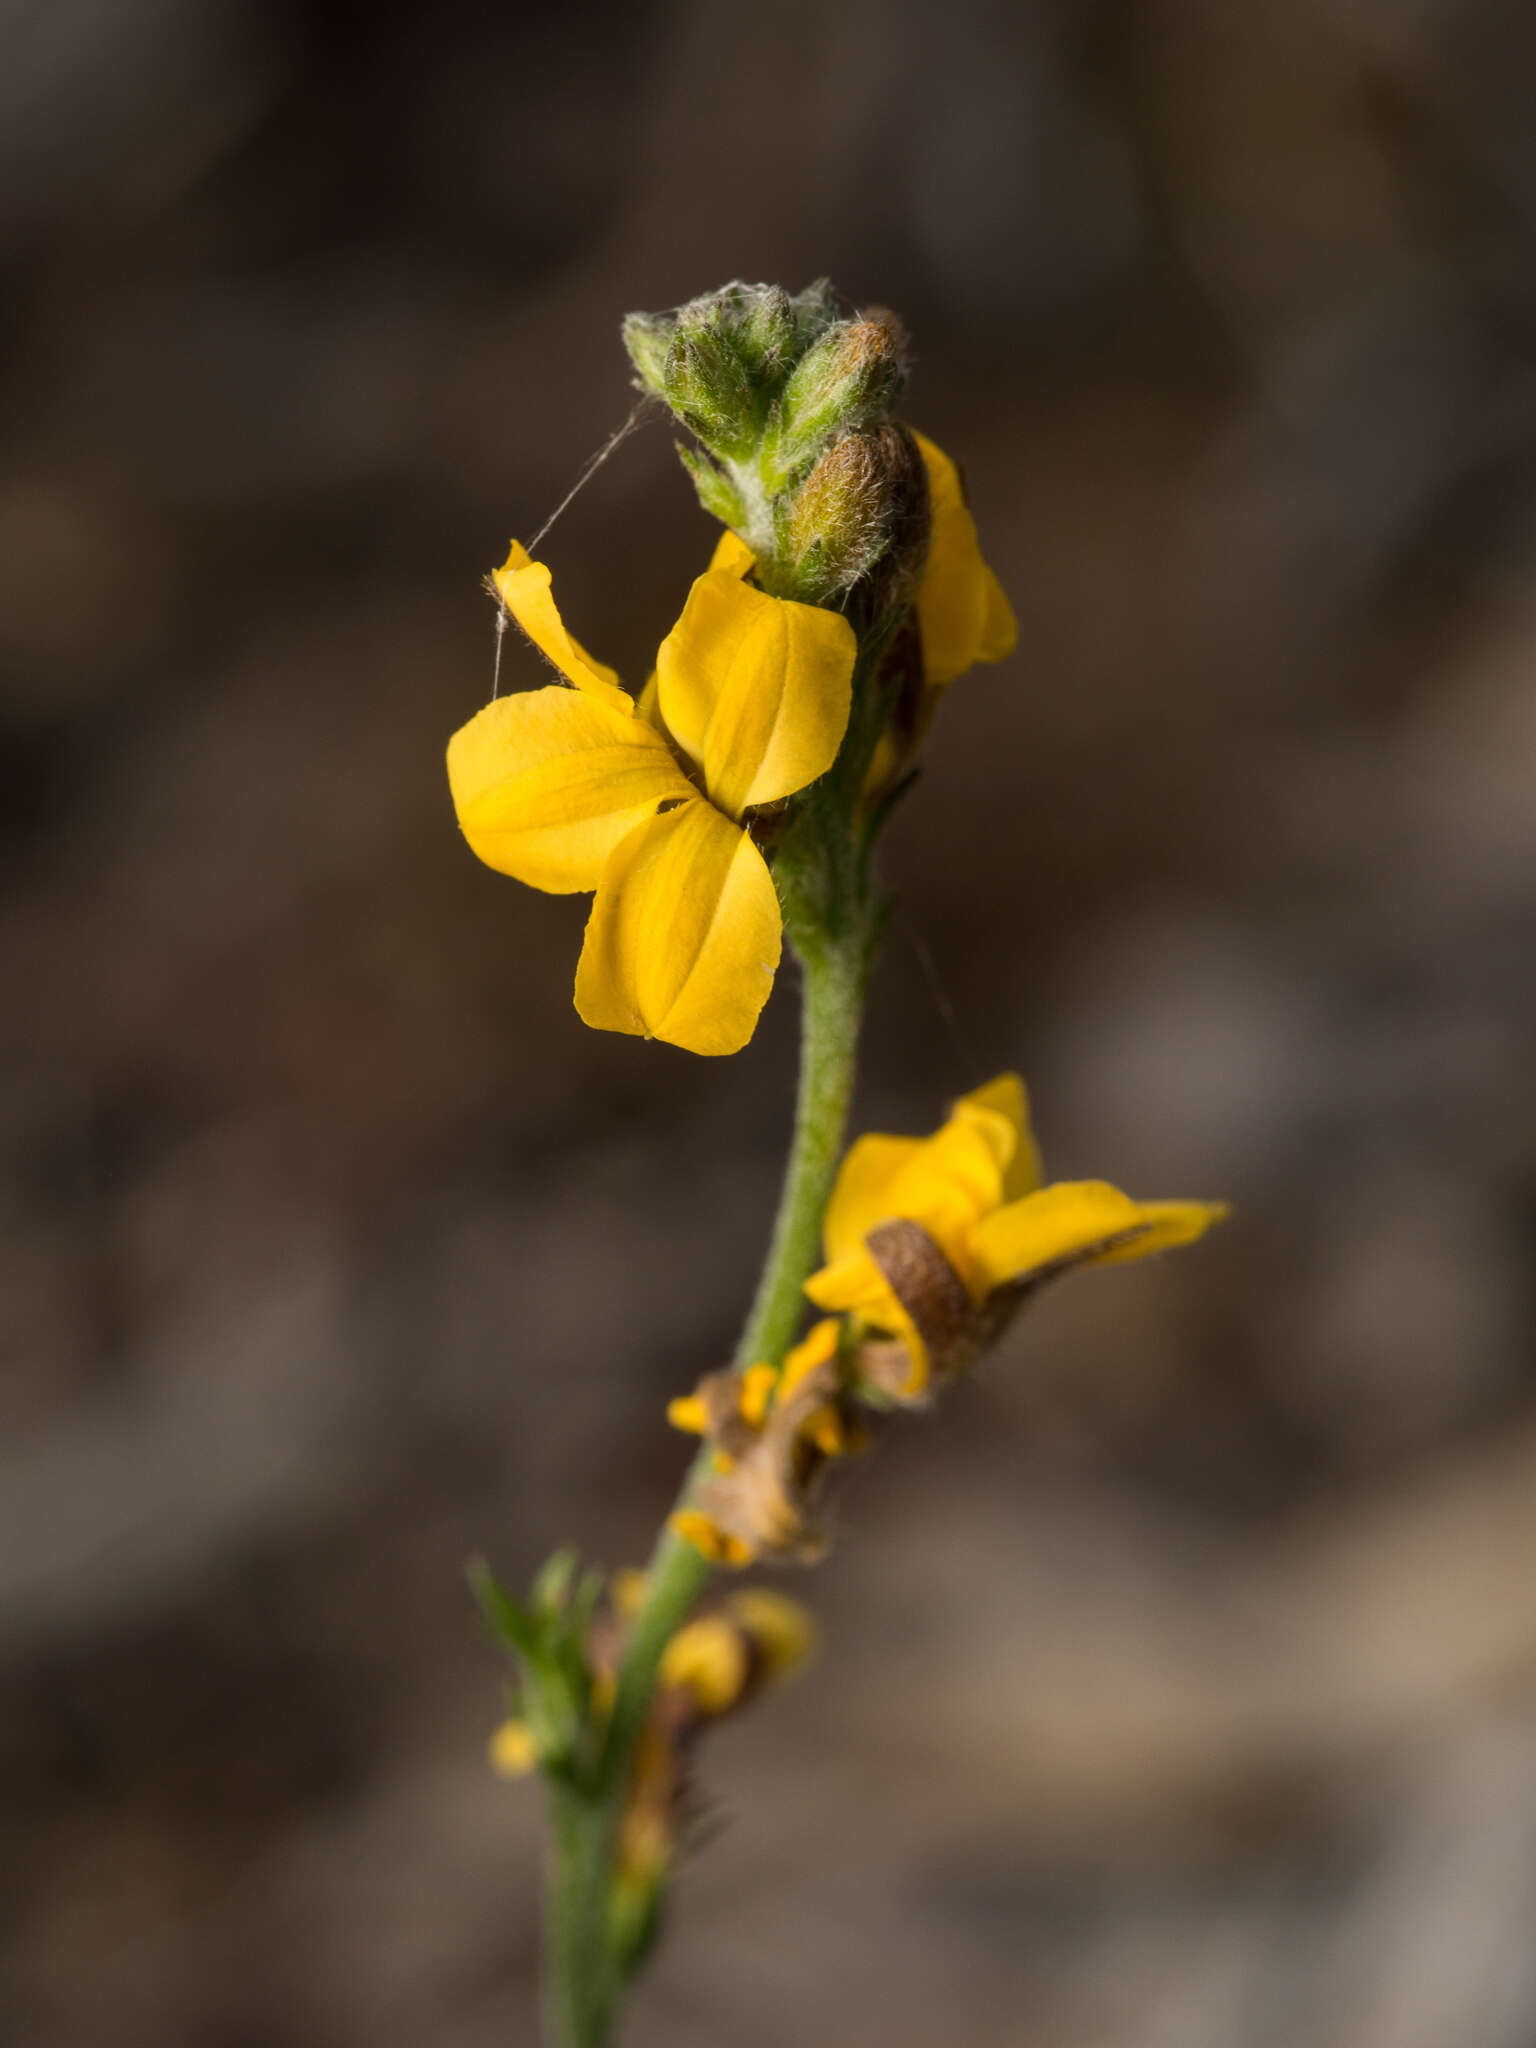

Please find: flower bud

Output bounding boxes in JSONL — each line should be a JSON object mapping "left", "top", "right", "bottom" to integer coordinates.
{"left": 784, "top": 421, "right": 930, "bottom": 608}
{"left": 765, "top": 310, "right": 907, "bottom": 489}
{"left": 622, "top": 282, "right": 857, "bottom": 457}
{"left": 665, "top": 317, "right": 759, "bottom": 458}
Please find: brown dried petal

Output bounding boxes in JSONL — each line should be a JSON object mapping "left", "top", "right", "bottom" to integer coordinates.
{"left": 689, "top": 1352, "right": 844, "bottom": 1562}
{"left": 858, "top": 1217, "right": 1155, "bottom": 1395}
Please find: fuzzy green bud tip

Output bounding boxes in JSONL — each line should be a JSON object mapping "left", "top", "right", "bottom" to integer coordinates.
{"left": 620, "top": 281, "right": 851, "bottom": 460}
{"left": 784, "top": 421, "right": 929, "bottom": 606}
{"left": 766, "top": 310, "right": 907, "bottom": 491}
{"left": 622, "top": 313, "right": 673, "bottom": 398}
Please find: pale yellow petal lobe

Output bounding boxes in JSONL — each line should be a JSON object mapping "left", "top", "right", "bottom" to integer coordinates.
{"left": 656, "top": 571, "right": 855, "bottom": 815}
{"left": 912, "top": 432, "right": 1014, "bottom": 688}
{"left": 708, "top": 530, "right": 756, "bottom": 577}
{"left": 967, "top": 1180, "right": 1154, "bottom": 1292}
{"left": 822, "top": 1134, "right": 928, "bottom": 1264}
{"left": 574, "top": 800, "right": 783, "bottom": 1054}
{"left": 954, "top": 1072, "right": 1042, "bottom": 1199}
{"left": 491, "top": 544, "right": 631, "bottom": 712}
{"left": 447, "top": 691, "right": 694, "bottom": 893}
{"left": 1087, "top": 1200, "right": 1230, "bottom": 1265}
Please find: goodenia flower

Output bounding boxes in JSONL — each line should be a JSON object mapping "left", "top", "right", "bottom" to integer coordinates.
{"left": 912, "top": 432, "right": 1016, "bottom": 686}
{"left": 447, "top": 541, "right": 856, "bottom": 1055}
{"left": 806, "top": 1074, "right": 1227, "bottom": 1400}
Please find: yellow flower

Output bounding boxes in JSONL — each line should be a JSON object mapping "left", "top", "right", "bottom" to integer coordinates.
{"left": 616, "top": 1586, "right": 816, "bottom": 1888}
{"left": 724, "top": 1586, "right": 817, "bottom": 1679}
{"left": 659, "top": 1614, "right": 749, "bottom": 1713}
{"left": 912, "top": 432, "right": 1016, "bottom": 686}
{"left": 806, "top": 1074, "right": 1227, "bottom": 1397}
{"left": 447, "top": 542, "right": 856, "bottom": 1055}
{"left": 658, "top": 1590, "right": 817, "bottom": 1714}
{"left": 667, "top": 1318, "right": 860, "bottom": 1565}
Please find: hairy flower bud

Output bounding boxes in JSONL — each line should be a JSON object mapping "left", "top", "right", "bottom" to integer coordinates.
{"left": 621, "top": 281, "right": 851, "bottom": 465}
{"left": 666, "top": 317, "right": 759, "bottom": 457}
{"left": 784, "top": 421, "right": 930, "bottom": 608}
{"left": 765, "top": 310, "right": 907, "bottom": 489}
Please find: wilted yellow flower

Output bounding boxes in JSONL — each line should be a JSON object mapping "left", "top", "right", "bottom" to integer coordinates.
{"left": 447, "top": 541, "right": 855, "bottom": 1055}
{"left": 806, "top": 1074, "right": 1227, "bottom": 1398}
{"left": 911, "top": 432, "right": 1016, "bottom": 686}
{"left": 668, "top": 1318, "right": 861, "bottom": 1565}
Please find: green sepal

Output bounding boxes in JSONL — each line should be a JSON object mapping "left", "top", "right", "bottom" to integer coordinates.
{"left": 621, "top": 312, "right": 673, "bottom": 399}
{"left": 469, "top": 1555, "right": 542, "bottom": 1662}
{"left": 677, "top": 444, "right": 747, "bottom": 528}
{"left": 666, "top": 321, "right": 758, "bottom": 458}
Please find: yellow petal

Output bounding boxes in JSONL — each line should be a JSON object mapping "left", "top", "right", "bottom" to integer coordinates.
{"left": 777, "top": 1316, "right": 841, "bottom": 1398}
{"left": 709, "top": 530, "right": 756, "bottom": 577}
{"left": 491, "top": 543, "right": 632, "bottom": 713}
{"left": 666, "top": 1393, "right": 708, "bottom": 1435}
{"left": 574, "top": 799, "right": 782, "bottom": 1055}
{"left": 978, "top": 562, "right": 1018, "bottom": 664}
{"left": 822, "top": 1134, "right": 928, "bottom": 1264}
{"left": 804, "top": 1247, "right": 928, "bottom": 1391}
{"left": 912, "top": 431, "right": 1016, "bottom": 687}
{"left": 726, "top": 1587, "right": 816, "bottom": 1678}
{"left": 634, "top": 669, "right": 667, "bottom": 734}
{"left": 966, "top": 1180, "right": 1155, "bottom": 1293}
{"left": 488, "top": 1718, "right": 538, "bottom": 1778}
{"left": 953, "top": 1072, "right": 1042, "bottom": 1200}
{"left": 1086, "top": 1199, "right": 1230, "bottom": 1265}
{"left": 817, "top": 1113, "right": 1003, "bottom": 1297}
{"left": 670, "top": 1509, "right": 754, "bottom": 1568}
{"left": 448, "top": 689, "right": 693, "bottom": 893}
{"left": 656, "top": 570, "right": 855, "bottom": 815}
{"left": 804, "top": 1245, "right": 906, "bottom": 1323}
{"left": 659, "top": 1615, "right": 749, "bottom": 1714}
{"left": 739, "top": 1362, "right": 778, "bottom": 1427}
{"left": 802, "top": 1405, "right": 848, "bottom": 1457}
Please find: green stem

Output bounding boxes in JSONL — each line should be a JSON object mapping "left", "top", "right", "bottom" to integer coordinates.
{"left": 542, "top": 924, "right": 870, "bottom": 2047}
{"left": 543, "top": 1785, "right": 612, "bottom": 2048}
{"left": 734, "top": 924, "right": 868, "bottom": 1371}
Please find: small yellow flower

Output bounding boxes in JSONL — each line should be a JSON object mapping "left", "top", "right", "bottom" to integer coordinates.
{"left": 447, "top": 541, "right": 856, "bottom": 1055}
{"left": 725, "top": 1586, "right": 817, "bottom": 1679}
{"left": 658, "top": 1614, "right": 750, "bottom": 1713}
{"left": 912, "top": 432, "right": 1016, "bottom": 686}
{"left": 806, "top": 1074, "right": 1227, "bottom": 1397}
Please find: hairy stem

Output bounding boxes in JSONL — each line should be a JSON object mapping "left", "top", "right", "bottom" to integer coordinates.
{"left": 542, "top": 925, "right": 870, "bottom": 2047}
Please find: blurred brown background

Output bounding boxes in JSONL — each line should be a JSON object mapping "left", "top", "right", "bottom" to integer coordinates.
{"left": 5, "top": 1, "right": 1536, "bottom": 2042}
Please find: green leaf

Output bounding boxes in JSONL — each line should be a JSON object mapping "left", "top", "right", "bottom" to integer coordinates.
{"left": 533, "top": 1546, "right": 579, "bottom": 1618}
{"left": 467, "top": 1557, "right": 541, "bottom": 1662}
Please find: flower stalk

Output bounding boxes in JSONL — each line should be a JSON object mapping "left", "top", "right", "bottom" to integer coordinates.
{"left": 450, "top": 280, "right": 1223, "bottom": 2048}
